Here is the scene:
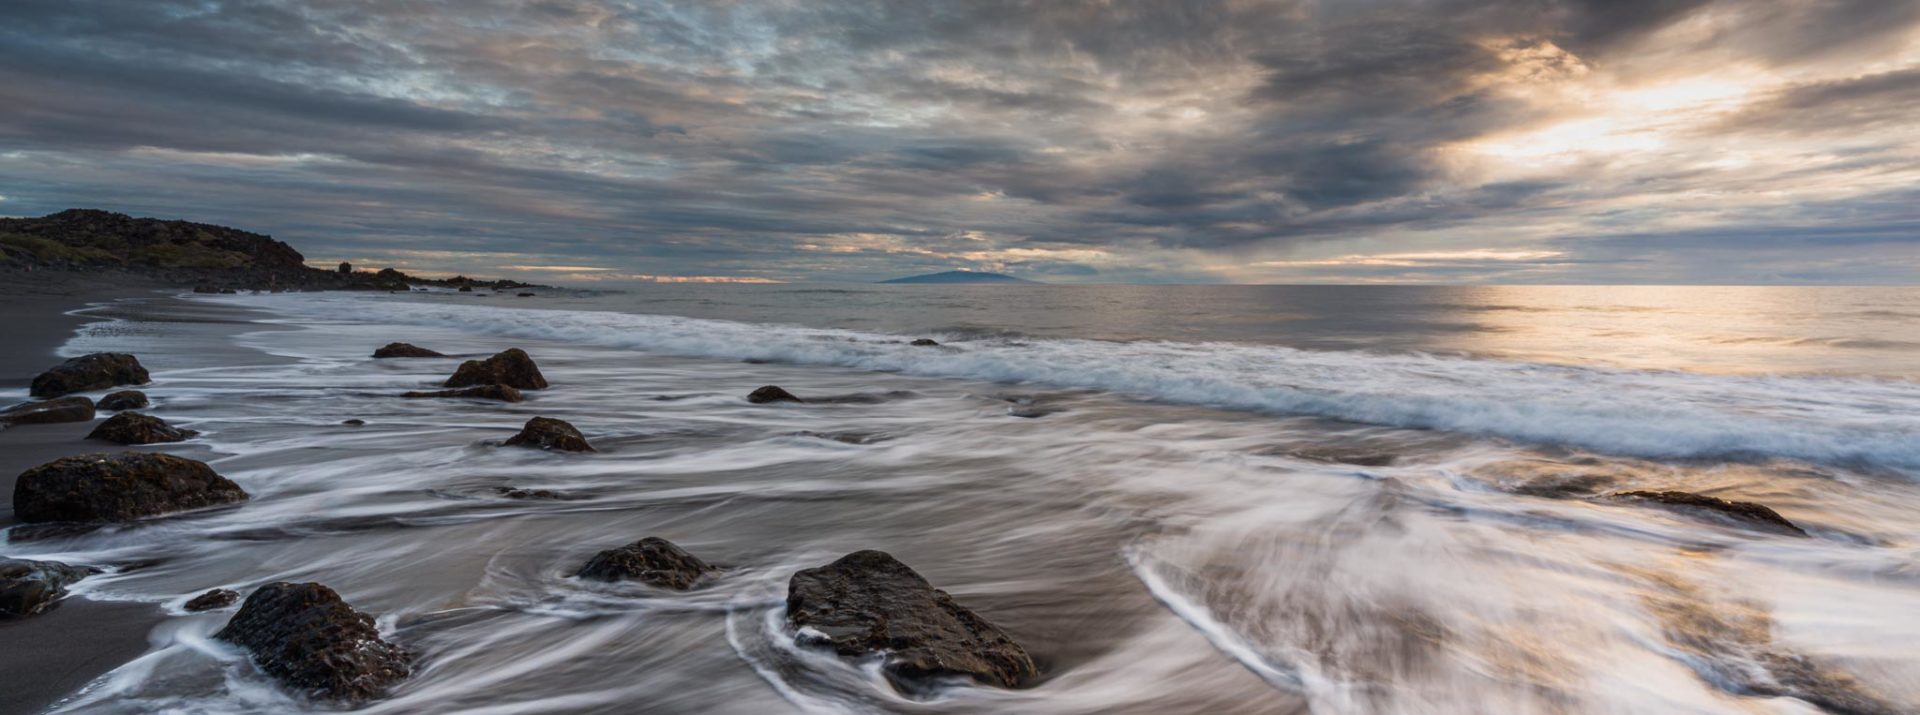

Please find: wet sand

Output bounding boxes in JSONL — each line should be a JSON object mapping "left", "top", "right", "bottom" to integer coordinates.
{"left": 1, "top": 275, "right": 173, "bottom": 715}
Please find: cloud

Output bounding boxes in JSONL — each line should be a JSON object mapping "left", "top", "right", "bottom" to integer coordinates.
{"left": 0, "top": 0, "right": 1914, "bottom": 283}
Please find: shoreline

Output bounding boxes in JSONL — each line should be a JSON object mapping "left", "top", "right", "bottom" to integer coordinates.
{"left": 0, "top": 275, "right": 204, "bottom": 715}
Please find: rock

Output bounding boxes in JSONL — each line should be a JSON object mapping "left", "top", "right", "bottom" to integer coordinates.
{"left": 910, "top": 338, "right": 941, "bottom": 347}
{"left": 444, "top": 348, "right": 547, "bottom": 390}
{"left": 516, "top": 292, "right": 535, "bottom": 297}
{"left": 371, "top": 342, "right": 445, "bottom": 358}
{"left": 13, "top": 452, "right": 249, "bottom": 523}
{"left": 401, "top": 384, "right": 524, "bottom": 402}
{"left": 0, "top": 557, "right": 94, "bottom": 617}
{"left": 575, "top": 537, "right": 715, "bottom": 589}
{"left": 87, "top": 412, "right": 198, "bottom": 444}
{"left": 503, "top": 417, "right": 594, "bottom": 452}
{"left": 185, "top": 588, "right": 240, "bottom": 612}
{"left": 96, "top": 390, "right": 149, "bottom": 411}
{"left": 215, "top": 582, "right": 411, "bottom": 703}
{"left": 341, "top": 419, "right": 366, "bottom": 426}
{"left": 1611, "top": 490, "right": 1808, "bottom": 536}
{"left": 458, "top": 285, "right": 472, "bottom": 292}
{"left": 493, "top": 486, "right": 569, "bottom": 500}
{"left": 786, "top": 550, "right": 1038, "bottom": 690}
{"left": 0, "top": 396, "right": 96, "bottom": 427}
{"left": 29, "top": 353, "right": 150, "bottom": 398}
{"left": 747, "top": 385, "right": 803, "bottom": 404}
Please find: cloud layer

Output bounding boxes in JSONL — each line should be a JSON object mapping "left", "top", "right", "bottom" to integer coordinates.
{"left": 1, "top": 0, "right": 1915, "bottom": 283}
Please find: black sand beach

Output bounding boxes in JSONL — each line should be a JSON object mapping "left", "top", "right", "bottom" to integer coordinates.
{"left": 1, "top": 276, "right": 179, "bottom": 715}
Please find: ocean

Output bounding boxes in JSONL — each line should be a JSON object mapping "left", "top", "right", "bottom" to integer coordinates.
{"left": 13, "top": 284, "right": 1920, "bottom": 714}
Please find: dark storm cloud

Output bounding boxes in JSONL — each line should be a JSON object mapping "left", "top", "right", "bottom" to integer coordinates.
{"left": 0, "top": 0, "right": 1915, "bottom": 282}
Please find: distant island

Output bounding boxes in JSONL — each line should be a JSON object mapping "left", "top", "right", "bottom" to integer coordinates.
{"left": 880, "top": 270, "right": 1037, "bottom": 285}
{"left": 0, "top": 209, "right": 537, "bottom": 293}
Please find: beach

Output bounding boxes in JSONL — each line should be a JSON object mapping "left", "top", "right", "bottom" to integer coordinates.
{"left": 1, "top": 281, "right": 1917, "bottom": 714}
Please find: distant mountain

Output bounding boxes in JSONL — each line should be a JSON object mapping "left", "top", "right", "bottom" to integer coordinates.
{"left": 880, "top": 270, "right": 1037, "bottom": 284}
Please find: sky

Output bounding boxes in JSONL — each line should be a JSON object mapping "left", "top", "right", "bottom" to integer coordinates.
{"left": 1, "top": 1, "right": 1917, "bottom": 284}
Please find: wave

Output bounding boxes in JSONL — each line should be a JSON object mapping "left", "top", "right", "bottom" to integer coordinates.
{"left": 207, "top": 293, "right": 1920, "bottom": 473}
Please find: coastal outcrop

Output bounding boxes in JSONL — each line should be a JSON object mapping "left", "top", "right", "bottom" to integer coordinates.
{"left": 401, "top": 384, "right": 524, "bottom": 402}
{"left": 445, "top": 348, "right": 547, "bottom": 390}
{"left": 910, "top": 338, "right": 941, "bottom": 346}
{"left": 786, "top": 550, "right": 1038, "bottom": 690}
{"left": 13, "top": 452, "right": 249, "bottom": 523}
{"left": 747, "top": 385, "right": 803, "bottom": 404}
{"left": 185, "top": 588, "right": 241, "bottom": 612}
{"left": 215, "top": 582, "right": 411, "bottom": 704}
{"left": 372, "top": 343, "right": 446, "bottom": 358}
{"left": 1611, "top": 490, "right": 1807, "bottom": 536}
{"left": 576, "top": 537, "right": 715, "bottom": 589}
{"left": 0, "top": 396, "right": 96, "bottom": 427}
{"left": 96, "top": 390, "right": 149, "bottom": 411}
{"left": 29, "top": 352, "right": 149, "bottom": 397}
{"left": 0, "top": 557, "right": 95, "bottom": 618}
{"left": 87, "top": 412, "right": 198, "bottom": 444}
{"left": 503, "top": 417, "right": 594, "bottom": 452}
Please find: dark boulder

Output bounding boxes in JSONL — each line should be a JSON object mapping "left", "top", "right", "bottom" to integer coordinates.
{"left": 516, "top": 292, "right": 535, "bottom": 297}
{"left": 444, "top": 348, "right": 546, "bottom": 390}
{"left": 185, "top": 588, "right": 240, "bottom": 612}
{"left": 747, "top": 385, "right": 803, "bottom": 404}
{"left": 494, "top": 486, "right": 568, "bottom": 500}
{"left": 0, "top": 396, "right": 96, "bottom": 427}
{"left": 341, "top": 419, "right": 366, "bottom": 426}
{"left": 786, "top": 550, "right": 1038, "bottom": 690}
{"left": 371, "top": 342, "right": 445, "bottom": 359}
{"left": 503, "top": 417, "right": 594, "bottom": 452}
{"left": 910, "top": 338, "right": 941, "bottom": 347}
{"left": 29, "top": 353, "right": 150, "bottom": 397}
{"left": 97, "top": 390, "right": 149, "bottom": 411}
{"left": 87, "top": 412, "right": 198, "bottom": 444}
{"left": 401, "top": 384, "right": 524, "bottom": 402}
{"left": 576, "top": 537, "right": 715, "bottom": 589}
{"left": 215, "top": 582, "right": 411, "bottom": 704}
{"left": 0, "top": 557, "right": 94, "bottom": 617}
{"left": 1611, "top": 490, "right": 1808, "bottom": 536}
{"left": 13, "top": 452, "right": 249, "bottom": 523}
{"left": 457, "top": 285, "right": 473, "bottom": 292}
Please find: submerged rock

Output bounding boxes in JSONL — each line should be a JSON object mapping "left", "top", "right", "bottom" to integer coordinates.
{"left": 0, "top": 396, "right": 96, "bottom": 426}
{"left": 13, "top": 452, "right": 249, "bottom": 523}
{"left": 786, "top": 550, "right": 1038, "bottom": 690}
{"left": 0, "top": 557, "right": 94, "bottom": 617}
{"left": 910, "top": 338, "right": 941, "bottom": 347}
{"left": 576, "top": 537, "right": 715, "bottom": 589}
{"left": 87, "top": 412, "right": 198, "bottom": 444}
{"left": 96, "top": 390, "right": 149, "bottom": 411}
{"left": 444, "top": 348, "right": 547, "bottom": 390}
{"left": 503, "top": 416, "right": 594, "bottom": 452}
{"left": 493, "top": 486, "right": 570, "bottom": 500}
{"left": 30, "top": 353, "right": 150, "bottom": 397}
{"left": 215, "top": 582, "right": 411, "bottom": 704}
{"left": 401, "top": 384, "right": 525, "bottom": 402}
{"left": 747, "top": 385, "right": 803, "bottom": 404}
{"left": 1611, "top": 490, "right": 1807, "bottom": 536}
{"left": 185, "top": 588, "right": 240, "bottom": 612}
{"left": 371, "top": 342, "right": 445, "bottom": 358}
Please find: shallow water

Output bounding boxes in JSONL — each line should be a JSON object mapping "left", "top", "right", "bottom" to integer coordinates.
{"left": 7, "top": 285, "right": 1920, "bottom": 714}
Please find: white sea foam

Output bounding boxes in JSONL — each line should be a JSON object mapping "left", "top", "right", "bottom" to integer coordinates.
{"left": 210, "top": 292, "right": 1920, "bottom": 473}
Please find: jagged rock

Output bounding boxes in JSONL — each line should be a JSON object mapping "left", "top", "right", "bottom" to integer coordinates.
{"left": 401, "top": 384, "right": 524, "bottom": 402}
{"left": 444, "top": 348, "right": 546, "bottom": 390}
{"left": 747, "top": 385, "right": 803, "bottom": 404}
{"left": 0, "top": 557, "right": 94, "bottom": 617}
{"left": 215, "top": 582, "right": 411, "bottom": 703}
{"left": 13, "top": 452, "right": 249, "bottom": 523}
{"left": 185, "top": 588, "right": 240, "bottom": 612}
{"left": 503, "top": 417, "right": 594, "bottom": 452}
{"left": 87, "top": 412, "right": 198, "bottom": 444}
{"left": 1611, "top": 490, "right": 1808, "bottom": 536}
{"left": 29, "top": 353, "right": 150, "bottom": 397}
{"left": 97, "top": 390, "right": 149, "bottom": 411}
{"left": 371, "top": 342, "right": 445, "bottom": 358}
{"left": 786, "top": 550, "right": 1038, "bottom": 690}
{"left": 910, "top": 338, "right": 941, "bottom": 347}
{"left": 575, "top": 537, "right": 715, "bottom": 589}
{"left": 0, "top": 396, "right": 96, "bottom": 426}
